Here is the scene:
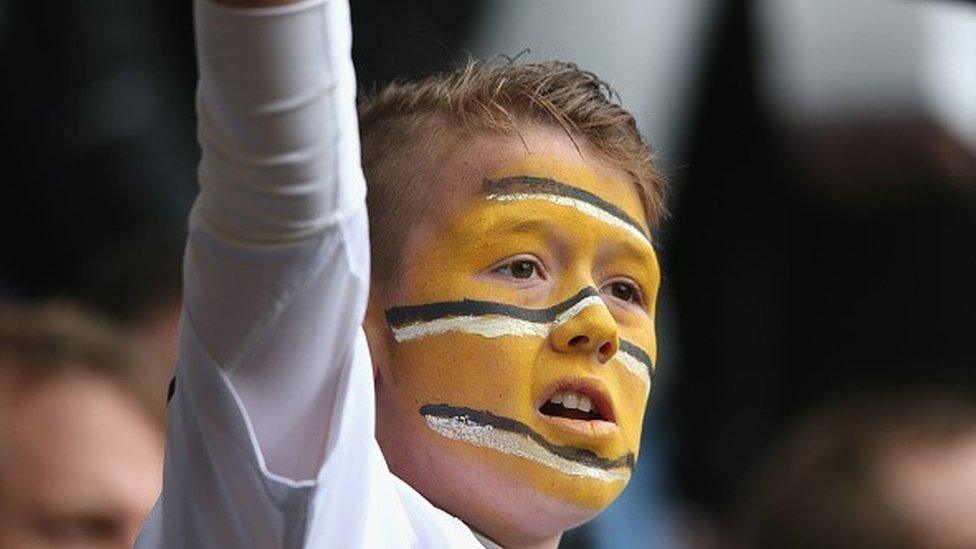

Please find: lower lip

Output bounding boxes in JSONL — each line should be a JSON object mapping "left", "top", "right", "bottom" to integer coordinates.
{"left": 536, "top": 412, "right": 619, "bottom": 439}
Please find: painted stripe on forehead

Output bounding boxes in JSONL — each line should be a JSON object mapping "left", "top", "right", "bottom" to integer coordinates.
{"left": 483, "top": 176, "right": 651, "bottom": 245}
{"left": 421, "top": 404, "right": 634, "bottom": 482}
{"left": 385, "top": 286, "right": 599, "bottom": 328}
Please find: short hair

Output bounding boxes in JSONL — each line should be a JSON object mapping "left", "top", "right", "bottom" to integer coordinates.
{"left": 736, "top": 392, "right": 976, "bottom": 549}
{"left": 0, "top": 302, "right": 165, "bottom": 427}
{"left": 358, "top": 59, "right": 667, "bottom": 290}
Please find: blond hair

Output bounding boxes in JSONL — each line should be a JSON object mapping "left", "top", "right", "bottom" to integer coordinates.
{"left": 359, "top": 60, "right": 666, "bottom": 288}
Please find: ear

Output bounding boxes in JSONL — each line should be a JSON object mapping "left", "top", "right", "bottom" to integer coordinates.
{"left": 363, "top": 287, "right": 393, "bottom": 387}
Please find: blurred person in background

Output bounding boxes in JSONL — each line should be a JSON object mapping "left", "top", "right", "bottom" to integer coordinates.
{"left": 0, "top": 304, "right": 165, "bottom": 549}
{"left": 0, "top": 0, "right": 192, "bottom": 394}
{"left": 735, "top": 391, "right": 976, "bottom": 549}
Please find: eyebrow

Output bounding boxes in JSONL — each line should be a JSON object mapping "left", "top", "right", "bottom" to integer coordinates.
{"left": 604, "top": 237, "right": 661, "bottom": 284}
{"left": 483, "top": 176, "right": 651, "bottom": 245}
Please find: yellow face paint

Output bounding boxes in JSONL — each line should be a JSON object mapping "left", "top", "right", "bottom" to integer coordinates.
{"left": 384, "top": 155, "right": 660, "bottom": 510}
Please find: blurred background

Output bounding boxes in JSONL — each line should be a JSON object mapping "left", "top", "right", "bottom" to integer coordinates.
{"left": 1, "top": 0, "right": 974, "bottom": 547}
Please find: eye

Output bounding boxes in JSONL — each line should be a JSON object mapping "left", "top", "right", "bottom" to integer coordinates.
{"left": 495, "top": 257, "right": 544, "bottom": 280}
{"left": 603, "top": 279, "right": 643, "bottom": 306}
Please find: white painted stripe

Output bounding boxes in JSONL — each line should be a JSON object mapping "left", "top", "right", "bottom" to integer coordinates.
{"left": 392, "top": 297, "right": 651, "bottom": 385}
{"left": 392, "top": 316, "right": 548, "bottom": 343}
{"left": 615, "top": 352, "right": 652, "bottom": 387}
{"left": 425, "top": 415, "right": 630, "bottom": 483}
{"left": 486, "top": 193, "right": 651, "bottom": 246}
{"left": 552, "top": 295, "right": 605, "bottom": 327}
{"left": 393, "top": 310, "right": 651, "bottom": 386}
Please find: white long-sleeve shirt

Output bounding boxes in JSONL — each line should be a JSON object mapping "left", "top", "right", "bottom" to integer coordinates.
{"left": 136, "top": 0, "right": 488, "bottom": 546}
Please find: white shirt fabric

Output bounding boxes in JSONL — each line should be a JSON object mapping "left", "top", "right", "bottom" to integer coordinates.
{"left": 136, "top": 0, "right": 487, "bottom": 546}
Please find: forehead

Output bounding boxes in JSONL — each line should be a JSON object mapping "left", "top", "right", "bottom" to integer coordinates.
{"left": 423, "top": 127, "right": 650, "bottom": 241}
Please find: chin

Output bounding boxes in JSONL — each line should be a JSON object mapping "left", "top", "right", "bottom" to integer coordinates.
{"left": 378, "top": 413, "right": 627, "bottom": 546}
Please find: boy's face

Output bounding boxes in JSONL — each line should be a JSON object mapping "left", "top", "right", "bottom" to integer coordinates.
{"left": 370, "top": 126, "right": 658, "bottom": 541}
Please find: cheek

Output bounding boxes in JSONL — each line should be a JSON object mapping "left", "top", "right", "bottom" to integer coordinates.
{"left": 389, "top": 335, "right": 541, "bottom": 415}
{"left": 608, "top": 372, "right": 650, "bottom": 457}
{"left": 614, "top": 323, "right": 656, "bottom": 455}
{"left": 387, "top": 334, "right": 644, "bottom": 508}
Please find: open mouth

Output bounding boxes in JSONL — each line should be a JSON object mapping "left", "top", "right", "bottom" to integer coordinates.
{"left": 538, "top": 381, "right": 615, "bottom": 423}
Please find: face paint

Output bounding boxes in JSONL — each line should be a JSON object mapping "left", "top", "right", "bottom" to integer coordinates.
{"left": 483, "top": 176, "right": 652, "bottom": 247}
{"left": 386, "top": 287, "right": 655, "bottom": 385}
{"left": 422, "top": 405, "right": 634, "bottom": 483}
{"left": 380, "top": 154, "right": 660, "bottom": 511}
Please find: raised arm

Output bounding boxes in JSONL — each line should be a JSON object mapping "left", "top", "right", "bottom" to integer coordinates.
{"left": 139, "top": 0, "right": 372, "bottom": 545}
{"left": 193, "top": 0, "right": 363, "bottom": 244}
{"left": 189, "top": 0, "right": 368, "bottom": 476}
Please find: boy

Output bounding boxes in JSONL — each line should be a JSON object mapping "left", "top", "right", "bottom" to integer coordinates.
{"left": 139, "top": 0, "right": 665, "bottom": 546}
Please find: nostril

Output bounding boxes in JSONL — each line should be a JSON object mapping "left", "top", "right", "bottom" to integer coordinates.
{"left": 568, "top": 335, "right": 589, "bottom": 347}
{"left": 598, "top": 341, "right": 613, "bottom": 358}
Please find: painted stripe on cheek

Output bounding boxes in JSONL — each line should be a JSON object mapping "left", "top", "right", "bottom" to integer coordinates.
{"left": 552, "top": 295, "right": 605, "bottom": 327}
{"left": 392, "top": 315, "right": 549, "bottom": 342}
{"left": 615, "top": 352, "right": 652, "bottom": 384}
{"left": 422, "top": 404, "right": 633, "bottom": 483}
{"left": 386, "top": 287, "right": 599, "bottom": 327}
{"left": 388, "top": 290, "right": 654, "bottom": 383}
{"left": 616, "top": 340, "right": 655, "bottom": 385}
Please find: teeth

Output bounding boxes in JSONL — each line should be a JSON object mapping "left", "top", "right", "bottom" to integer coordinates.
{"left": 548, "top": 391, "right": 596, "bottom": 414}
{"left": 578, "top": 396, "right": 592, "bottom": 413}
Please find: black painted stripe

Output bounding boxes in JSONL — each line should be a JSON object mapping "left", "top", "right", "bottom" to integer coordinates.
{"left": 386, "top": 286, "right": 599, "bottom": 328}
{"left": 420, "top": 404, "right": 635, "bottom": 471}
{"left": 619, "top": 339, "right": 655, "bottom": 379}
{"left": 483, "top": 176, "right": 650, "bottom": 242}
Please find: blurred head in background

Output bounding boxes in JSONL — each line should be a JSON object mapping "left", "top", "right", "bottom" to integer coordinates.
{"left": 0, "top": 304, "right": 165, "bottom": 549}
{"left": 737, "top": 391, "right": 976, "bottom": 549}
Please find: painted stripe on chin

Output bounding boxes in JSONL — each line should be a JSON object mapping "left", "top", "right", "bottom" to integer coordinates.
{"left": 421, "top": 404, "right": 634, "bottom": 483}
{"left": 483, "top": 176, "right": 651, "bottom": 246}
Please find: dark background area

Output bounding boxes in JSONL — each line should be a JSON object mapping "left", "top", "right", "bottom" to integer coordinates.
{"left": 667, "top": 0, "right": 976, "bottom": 521}
{"left": 2, "top": 1, "right": 974, "bottom": 547}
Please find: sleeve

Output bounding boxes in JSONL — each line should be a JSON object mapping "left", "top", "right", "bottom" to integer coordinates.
{"left": 137, "top": 0, "right": 373, "bottom": 546}
{"left": 187, "top": 0, "right": 369, "bottom": 481}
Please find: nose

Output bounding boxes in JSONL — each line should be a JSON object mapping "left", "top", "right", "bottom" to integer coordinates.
{"left": 549, "top": 299, "right": 619, "bottom": 363}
